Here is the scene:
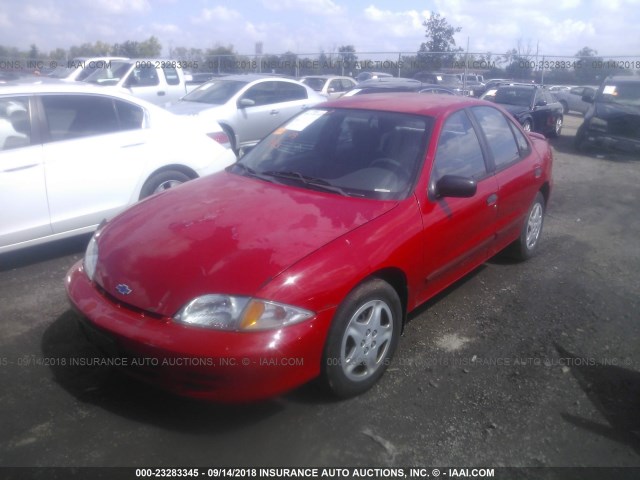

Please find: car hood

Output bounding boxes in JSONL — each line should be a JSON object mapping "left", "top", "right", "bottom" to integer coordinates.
{"left": 93, "top": 172, "right": 396, "bottom": 317}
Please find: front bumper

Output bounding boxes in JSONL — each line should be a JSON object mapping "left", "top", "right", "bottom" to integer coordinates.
{"left": 581, "top": 130, "right": 640, "bottom": 154}
{"left": 65, "top": 261, "right": 332, "bottom": 402}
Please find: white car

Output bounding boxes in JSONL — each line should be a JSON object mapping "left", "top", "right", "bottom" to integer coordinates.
{"left": 0, "top": 83, "right": 236, "bottom": 254}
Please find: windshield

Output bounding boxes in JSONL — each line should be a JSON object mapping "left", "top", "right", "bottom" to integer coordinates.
{"left": 440, "top": 75, "right": 463, "bottom": 87}
{"left": 48, "top": 65, "right": 76, "bottom": 79}
{"left": 494, "top": 87, "right": 535, "bottom": 107}
{"left": 598, "top": 82, "right": 640, "bottom": 107}
{"left": 301, "top": 78, "right": 325, "bottom": 91}
{"left": 82, "top": 61, "right": 132, "bottom": 85}
{"left": 229, "top": 108, "right": 433, "bottom": 200}
{"left": 182, "top": 80, "right": 247, "bottom": 105}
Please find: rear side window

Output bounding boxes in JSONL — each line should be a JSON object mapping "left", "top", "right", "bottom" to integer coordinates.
{"left": 0, "top": 96, "right": 31, "bottom": 151}
{"left": 115, "top": 100, "right": 145, "bottom": 130}
{"left": 277, "top": 82, "right": 308, "bottom": 102}
{"left": 162, "top": 65, "right": 180, "bottom": 86}
{"left": 42, "top": 95, "right": 120, "bottom": 141}
{"left": 471, "top": 106, "right": 521, "bottom": 169}
{"left": 433, "top": 110, "right": 486, "bottom": 181}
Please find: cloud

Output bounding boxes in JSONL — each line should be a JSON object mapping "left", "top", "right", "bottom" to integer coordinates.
{"left": 261, "top": 0, "right": 344, "bottom": 16}
{"left": 194, "top": 5, "right": 241, "bottom": 23}
{"left": 90, "top": 0, "right": 150, "bottom": 14}
{"left": 22, "top": 4, "right": 62, "bottom": 25}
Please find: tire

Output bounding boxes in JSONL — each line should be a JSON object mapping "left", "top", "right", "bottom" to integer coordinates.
{"left": 509, "top": 191, "right": 545, "bottom": 261}
{"left": 322, "top": 278, "right": 402, "bottom": 398}
{"left": 548, "top": 116, "right": 562, "bottom": 138}
{"left": 522, "top": 119, "right": 532, "bottom": 132}
{"left": 221, "top": 124, "right": 237, "bottom": 156}
{"left": 574, "top": 124, "right": 588, "bottom": 152}
{"left": 139, "top": 170, "right": 191, "bottom": 200}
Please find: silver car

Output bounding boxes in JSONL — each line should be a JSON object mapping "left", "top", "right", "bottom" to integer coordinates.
{"left": 167, "top": 75, "right": 325, "bottom": 153}
{"left": 554, "top": 85, "right": 598, "bottom": 115}
{"left": 300, "top": 75, "right": 357, "bottom": 99}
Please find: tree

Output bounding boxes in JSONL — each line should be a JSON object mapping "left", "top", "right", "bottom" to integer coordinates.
{"left": 29, "top": 44, "right": 39, "bottom": 59}
{"left": 574, "top": 46, "right": 602, "bottom": 84}
{"left": 206, "top": 44, "right": 238, "bottom": 73}
{"left": 338, "top": 45, "right": 357, "bottom": 75}
{"left": 503, "top": 40, "right": 535, "bottom": 80}
{"left": 418, "top": 12, "right": 462, "bottom": 70}
{"left": 138, "top": 36, "right": 162, "bottom": 57}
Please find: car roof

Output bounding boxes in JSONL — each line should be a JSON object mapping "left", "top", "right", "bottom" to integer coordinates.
{"left": 321, "top": 92, "right": 487, "bottom": 117}
{"left": 604, "top": 75, "right": 640, "bottom": 83}
{"left": 0, "top": 81, "right": 162, "bottom": 107}
{"left": 214, "top": 74, "right": 297, "bottom": 82}
{"left": 302, "top": 75, "right": 353, "bottom": 79}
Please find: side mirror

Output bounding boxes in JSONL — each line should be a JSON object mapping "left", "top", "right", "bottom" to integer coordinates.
{"left": 238, "top": 98, "right": 255, "bottom": 108}
{"left": 434, "top": 175, "right": 477, "bottom": 198}
{"left": 535, "top": 99, "right": 547, "bottom": 107}
{"left": 582, "top": 92, "right": 595, "bottom": 103}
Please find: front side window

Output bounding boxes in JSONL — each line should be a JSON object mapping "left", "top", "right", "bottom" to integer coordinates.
{"left": 432, "top": 110, "right": 486, "bottom": 182}
{"left": 230, "top": 108, "right": 433, "bottom": 200}
{"left": 0, "top": 96, "right": 31, "bottom": 151}
{"left": 41, "top": 95, "right": 120, "bottom": 141}
{"left": 128, "top": 66, "right": 159, "bottom": 87}
{"left": 183, "top": 80, "right": 247, "bottom": 105}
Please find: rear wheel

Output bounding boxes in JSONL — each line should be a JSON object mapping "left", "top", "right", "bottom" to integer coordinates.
{"left": 322, "top": 279, "right": 401, "bottom": 398}
{"left": 548, "top": 116, "right": 562, "bottom": 138}
{"left": 509, "top": 191, "right": 545, "bottom": 261}
{"left": 139, "top": 170, "right": 191, "bottom": 199}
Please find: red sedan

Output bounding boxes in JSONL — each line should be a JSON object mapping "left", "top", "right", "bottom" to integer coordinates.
{"left": 66, "top": 94, "right": 553, "bottom": 402}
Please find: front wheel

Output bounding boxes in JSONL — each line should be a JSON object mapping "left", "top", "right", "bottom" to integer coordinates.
{"left": 522, "top": 119, "right": 532, "bottom": 132}
{"left": 322, "top": 279, "right": 402, "bottom": 398}
{"left": 509, "top": 191, "right": 545, "bottom": 261}
{"left": 139, "top": 170, "right": 191, "bottom": 199}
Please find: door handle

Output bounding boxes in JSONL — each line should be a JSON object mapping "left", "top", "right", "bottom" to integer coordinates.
{"left": 270, "top": 110, "right": 279, "bottom": 115}
{"left": 486, "top": 193, "right": 498, "bottom": 207}
{"left": 157, "top": 91, "right": 166, "bottom": 96}
{"left": 121, "top": 143, "right": 145, "bottom": 148}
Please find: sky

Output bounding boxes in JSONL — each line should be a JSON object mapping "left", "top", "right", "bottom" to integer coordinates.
{"left": 1, "top": 0, "right": 639, "bottom": 59}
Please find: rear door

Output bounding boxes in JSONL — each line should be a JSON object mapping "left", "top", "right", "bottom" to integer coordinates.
{"left": 420, "top": 109, "right": 498, "bottom": 301}
{"left": 0, "top": 95, "right": 51, "bottom": 250}
{"left": 40, "top": 94, "right": 149, "bottom": 234}
{"left": 470, "top": 106, "right": 541, "bottom": 254}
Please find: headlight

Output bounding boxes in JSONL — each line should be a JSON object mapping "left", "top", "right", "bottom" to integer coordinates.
{"left": 174, "top": 294, "right": 314, "bottom": 331}
{"left": 84, "top": 233, "right": 99, "bottom": 280}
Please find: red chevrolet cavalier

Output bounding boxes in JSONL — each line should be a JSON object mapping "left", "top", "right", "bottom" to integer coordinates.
{"left": 66, "top": 94, "right": 553, "bottom": 402}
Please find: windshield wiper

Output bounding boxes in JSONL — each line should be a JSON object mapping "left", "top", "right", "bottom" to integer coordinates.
{"left": 229, "top": 163, "right": 276, "bottom": 183}
{"left": 261, "top": 170, "right": 356, "bottom": 197}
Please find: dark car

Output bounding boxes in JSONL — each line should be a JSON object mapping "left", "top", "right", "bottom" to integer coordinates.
{"left": 482, "top": 85, "right": 563, "bottom": 137}
{"left": 343, "top": 77, "right": 456, "bottom": 96}
{"left": 413, "top": 72, "right": 472, "bottom": 96}
{"left": 575, "top": 76, "right": 640, "bottom": 153}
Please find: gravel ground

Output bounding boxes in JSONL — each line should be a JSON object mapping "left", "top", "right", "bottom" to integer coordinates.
{"left": 0, "top": 114, "right": 638, "bottom": 474}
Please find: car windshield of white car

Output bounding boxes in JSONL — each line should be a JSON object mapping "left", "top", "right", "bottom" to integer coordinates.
{"left": 230, "top": 108, "right": 433, "bottom": 201}
{"left": 183, "top": 80, "right": 248, "bottom": 105}
{"left": 83, "top": 61, "right": 132, "bottom": 85}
